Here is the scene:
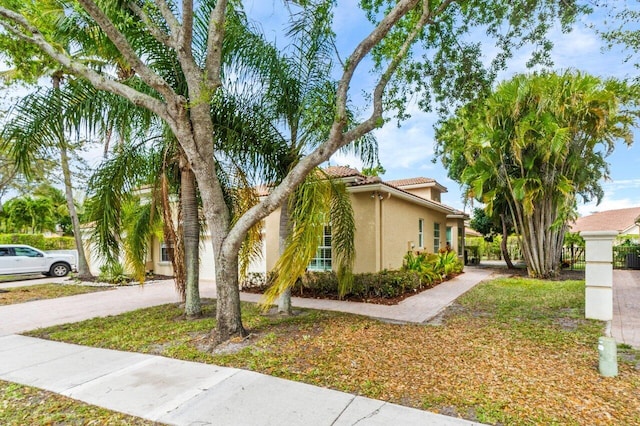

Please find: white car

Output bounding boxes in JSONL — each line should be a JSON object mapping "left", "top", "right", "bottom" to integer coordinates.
{"left": 0, "top": 244, "right": 76, "bottom": 277}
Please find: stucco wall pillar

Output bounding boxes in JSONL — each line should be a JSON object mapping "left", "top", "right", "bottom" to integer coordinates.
{"left": 583, "top": 230, "right": 617, "bottom": 321}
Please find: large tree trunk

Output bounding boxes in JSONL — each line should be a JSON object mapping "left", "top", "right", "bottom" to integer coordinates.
{"left": 213, "top": 250, "right": 247, "bottom": 343}
{"left": 182, "top": 110, "right": 247, "bottom": 344}
{"left": 514, "top": 196, "right": 564, "bottom": 278}
{"left": 499, "top": 213, "right": 515, "bottom": 269}
{"left": 181, "top": 159, "right": 201, "bottom": 318}
{"left": 277, "top": 196, "right": 293, "bottom": 315}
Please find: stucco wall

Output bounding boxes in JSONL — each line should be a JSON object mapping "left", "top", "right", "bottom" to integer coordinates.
{"left": 401, "top": 187, "right": 442, "bottom": 202}
{"left": 378, "top": 194, "right": 448, "bottom": 271}
{"left": 351, "top": 192, "right": 377, "bottom": 273}
{"left": 265, "top": 207, "right": 281, "bottom": 272}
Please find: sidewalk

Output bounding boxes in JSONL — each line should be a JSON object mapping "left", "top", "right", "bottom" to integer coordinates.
{"left": 612, "top": 270, "right": 640, "bottom": 349}
{"left": 0, "top": 269, "right": 493, "bottom": 425}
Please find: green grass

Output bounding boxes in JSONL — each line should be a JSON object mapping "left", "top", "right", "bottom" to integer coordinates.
{"left": 0, "top": 284, "right": 111, "bottom": 305}
{"left": 0, "top": 380, "right": 158, "bottom": 425}
{"left": 23, "top": 277, "right": 640, "bottom": 425}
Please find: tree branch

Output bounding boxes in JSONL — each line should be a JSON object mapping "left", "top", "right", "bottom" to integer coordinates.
{"left": 0, "top": 6, "right": 171, "bottom": 124}
{"left": 76, "top": 0, "right": 177, "bottom": 101}
{"left": 128, "top": 1, "right": 172, "bottom": 49}
{"left": 204, "top": 0, "right": 227, "bottom": 89}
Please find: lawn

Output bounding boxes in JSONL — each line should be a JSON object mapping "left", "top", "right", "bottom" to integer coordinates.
{"left": 0, "top": 380, "right": 158, "bottom": 425}
{"left": 0, "top": 283, "right": 112, "bottom": 305}
{"left": 25, "top": 277, "right": 640, "bottom": 425}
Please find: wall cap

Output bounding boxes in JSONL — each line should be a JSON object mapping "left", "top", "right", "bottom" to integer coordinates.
{"left": 581, "top": 230, "right": 619, "bottom": 240}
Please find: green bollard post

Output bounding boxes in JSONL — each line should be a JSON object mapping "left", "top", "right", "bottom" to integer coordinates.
{"left": 598, "top": 336, "right": 618, "bottom": 377}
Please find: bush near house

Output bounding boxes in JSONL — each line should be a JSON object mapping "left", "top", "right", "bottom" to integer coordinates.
{"left": 242, "top": 251, "right": 463, "bottom": 303}
{"left": 0, "top": 233, "right": 75, "bottom": 250}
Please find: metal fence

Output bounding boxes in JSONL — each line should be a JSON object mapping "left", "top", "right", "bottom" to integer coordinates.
{"left": 561, "top": 244, "right": 640, "bottom": 270}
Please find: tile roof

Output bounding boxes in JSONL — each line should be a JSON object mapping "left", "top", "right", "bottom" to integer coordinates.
{"left": 323, "top": 166, "right": 363, "bottom": 178}
{"left": 570, "top": 207, "right": 640, "bottom": 233}
{"left": 386, "top": 177, "right": 436, "bottom": 187}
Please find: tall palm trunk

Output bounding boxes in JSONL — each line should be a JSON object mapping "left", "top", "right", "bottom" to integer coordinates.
{"left": 277, "top": 196, "right": 293, "bottom": 314}
{"left": 181, "top": 158, "right": 201, "bottom": 318}
{"left": 52, "top": 73, "right": 92, "bottom": 279}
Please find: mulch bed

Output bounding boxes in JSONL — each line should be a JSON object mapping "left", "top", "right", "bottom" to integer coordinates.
{"left": 242, "top": 266, "right": 586, "bottom": 306}
{"left": 242, "top": 274, "right": 460, "bottom": 305}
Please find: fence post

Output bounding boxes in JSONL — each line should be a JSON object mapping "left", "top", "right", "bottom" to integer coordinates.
{"left": 582, "top": 230, "right": 617, "bottom": 321}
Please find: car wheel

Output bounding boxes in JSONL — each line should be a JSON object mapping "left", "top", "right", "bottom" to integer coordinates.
{"left": 50, "top": 263, "right": 70, "bottom": 277}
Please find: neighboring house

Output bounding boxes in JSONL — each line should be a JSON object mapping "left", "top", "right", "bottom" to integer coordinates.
{"left": 84, "top": 167, "right": 468, "bottom": 278}
{"left": 570, "top": 207, "right": 640, "bottom": 236}
{"left": 262, "top": 166, "right": 468, "bottom": 274}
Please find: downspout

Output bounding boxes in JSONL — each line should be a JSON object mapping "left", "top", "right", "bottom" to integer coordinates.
{"left": 379, "top": 191, "right": 391, "bottom": 270}
{"left": 374, "top": 192, "right": 381, "bottom": 271}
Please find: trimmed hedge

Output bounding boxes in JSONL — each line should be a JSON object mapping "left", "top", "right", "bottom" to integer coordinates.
{"left": 241, "top": 269, "right": 436, "bottom": 300}
{"left": 0, "top": 234, "right": 76, "bottom": 250}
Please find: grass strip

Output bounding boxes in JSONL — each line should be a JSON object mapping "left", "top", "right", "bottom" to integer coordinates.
{"left": 25, "top": 277, "right": 640, "bottom": 425}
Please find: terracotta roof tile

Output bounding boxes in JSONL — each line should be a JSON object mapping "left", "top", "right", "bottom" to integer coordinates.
{"left": 386, "top": 177, "right": 436, "bottom": 187}
{"left": 323, "top": 166, "right": 363, "bottom": 178}
{"left": 570, "top": 207, "right": 640, "bottom": 233}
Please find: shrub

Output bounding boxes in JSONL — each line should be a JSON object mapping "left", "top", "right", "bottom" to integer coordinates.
{"left": 0, "top": 234, "right": 75, "bottom": 250}
{"left": 289, "top": 269, "right": 432, "bottom": 300}
{"left": 98, "top": 263, "right": 130, "bottom": 285}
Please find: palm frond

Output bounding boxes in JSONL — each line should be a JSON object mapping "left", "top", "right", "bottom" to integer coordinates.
{"left": 262, "top": 172, "right": 332, "bottom": 308}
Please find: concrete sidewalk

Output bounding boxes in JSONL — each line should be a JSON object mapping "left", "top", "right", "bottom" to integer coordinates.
{"left": 0, "top": 269, "right": 493, "bottom": 425}
{"left": 612, "top": 270, "right": 640, "bottom": 349}
{"left": 0, "top": 335, "right": 482, "bottom": 425}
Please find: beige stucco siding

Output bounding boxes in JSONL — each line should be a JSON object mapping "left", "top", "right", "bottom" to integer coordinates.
{"left": 402, "top": 187, "right": 440, "bottom": 202}
{"left": 350, "top": 192, "right": 377, "bottom": 273}
{"left": 264, "top": 207, "right": 281, "bottom": 272}
{"left": 376, "top": 195, "right": 448, "bottom": 271}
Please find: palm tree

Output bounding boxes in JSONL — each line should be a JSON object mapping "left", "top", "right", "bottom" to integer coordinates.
{"left": 436, "top": 71, "right": 639, "bottom": 278}
{"left": 259, "top": 4, "right": 377, "bottom": 313}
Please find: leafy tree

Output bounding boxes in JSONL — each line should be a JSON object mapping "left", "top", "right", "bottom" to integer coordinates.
{"left": 469, "top": 208, "right": 496, "bottom": 239}
{"left": 3, "top": 196, "right": 56, "bottom": 234}
{"left": 361, "top": 163, "right": 386, "bottom": 177}
{"left": 596, "top": 2, "right": 640, "bottom": 81}
{"left": 436, "top": 71, "right": 639, "bottom": 278}
{"left": 0, "top": 0, "right": 585, "bottom": 343}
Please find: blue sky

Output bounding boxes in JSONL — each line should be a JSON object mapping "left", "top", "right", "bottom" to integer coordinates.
{"left": 246, "top": 1, "right": 640, "bottom": 217}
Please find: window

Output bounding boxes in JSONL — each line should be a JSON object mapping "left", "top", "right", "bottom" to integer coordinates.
{"left": 160, "top": 242, "right": 173, "bottom": 263}
{"left": 458, "top": 227, "right": 464, "bottom": 255}
{"left": 308, "top": 226, "right": 332, "bottom": 271}
{"left": 434, "top": 223, "right": 440, "bottom": 252}
{"left": 418, "top": 219, "right": 424, "bottom": 248}
{"left": 14, "top": 247, "right": 42, "bottom": 257}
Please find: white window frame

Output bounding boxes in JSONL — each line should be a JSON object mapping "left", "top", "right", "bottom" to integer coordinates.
{"left": 160, "top": 242, "right": 173, "bottom": 263}
{"left": 308, "top": 225, "right": 332, "bottom": 271}
{"left": 434, "top": 223, "right": 440, "bottom": 252}
{"left": 418, "top": 219, "right": 424, "bottom": 248}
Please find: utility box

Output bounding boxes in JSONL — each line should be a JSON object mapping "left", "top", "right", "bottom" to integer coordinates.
{"left": 598, "top": 336, "right": 618, "bottom": 377}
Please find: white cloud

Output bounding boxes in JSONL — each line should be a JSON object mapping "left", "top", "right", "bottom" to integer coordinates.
{"left": 577, "top": 179, "right": 640, "bottom": 216}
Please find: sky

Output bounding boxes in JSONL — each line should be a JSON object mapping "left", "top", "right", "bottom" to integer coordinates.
{"left": 245, "top": 1, "right": 640, "bottom": 217}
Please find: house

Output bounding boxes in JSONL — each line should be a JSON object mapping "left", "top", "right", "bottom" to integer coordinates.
{"left": 86, "top": 167, "right": 468, "bottom": 278}
{"left": 262, "top": 166, "right": 468, "bottom": 274}
{"left": 570, "top": 207, "right": 640, "bottom": 237}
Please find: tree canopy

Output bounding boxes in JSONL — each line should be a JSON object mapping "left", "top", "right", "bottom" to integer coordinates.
{"left": 436, "top": 70, "right": 639, "bottom": 277}
{"left": 0, "top": 0, "right": 588, "bottom": 343}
